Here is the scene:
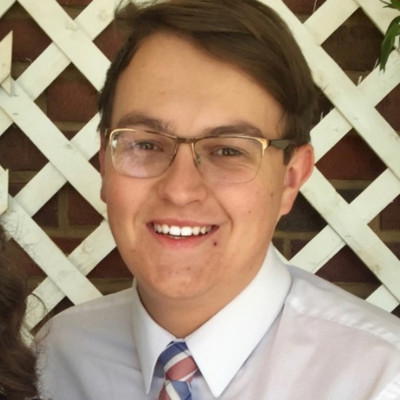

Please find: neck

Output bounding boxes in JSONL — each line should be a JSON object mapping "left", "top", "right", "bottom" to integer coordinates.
{"left": 137, "top": 273, "right": 258, "bottom": 338}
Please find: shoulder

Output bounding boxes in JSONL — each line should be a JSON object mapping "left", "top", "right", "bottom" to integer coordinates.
{"left": 286, "top": 266, "right": 400, "bottom": 350}
{"left": 36, "top": 288, "right": 139, "bottom": 399}
{"left": 36, "top": 288, "right": 135, "bottom": 356}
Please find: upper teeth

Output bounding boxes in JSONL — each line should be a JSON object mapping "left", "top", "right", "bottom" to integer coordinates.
{"left": 153, "top": 224, "right": 212, "bottom": 236}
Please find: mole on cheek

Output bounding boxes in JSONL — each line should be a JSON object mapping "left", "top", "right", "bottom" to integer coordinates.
{"left": 213, "top": 241, "right": 218, "bottom": 247}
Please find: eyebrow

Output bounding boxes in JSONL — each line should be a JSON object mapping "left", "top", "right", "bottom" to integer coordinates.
{"left": 203, "top": 124, "right": 264, "bottom": 138}
{"left": 115, "top": 112, "right": 174, "bottom": 134}
{"left": 115, "top": 111, "right": 266, "bottom": 138}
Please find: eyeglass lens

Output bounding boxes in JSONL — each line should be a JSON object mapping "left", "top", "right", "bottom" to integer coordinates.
{"left": 110, "top": 129, "right": 263, "bottom": 183}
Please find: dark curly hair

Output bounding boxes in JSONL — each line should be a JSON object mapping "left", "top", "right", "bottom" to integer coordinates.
{"left": 0, "top": 226, "right": 38, "bottom": 400}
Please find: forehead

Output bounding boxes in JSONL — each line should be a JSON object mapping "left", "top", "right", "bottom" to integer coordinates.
{"left": 111, "top": 32, "right": 284, "bottom": 136}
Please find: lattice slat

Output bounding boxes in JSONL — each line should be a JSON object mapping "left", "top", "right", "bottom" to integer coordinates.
{"left": 0, "top": 169, "right": 8, "bottom": 215}
{"left": 0, "top": 0, "right": 15, "bottom": 18}
{"left": 304, "top": 0, "right": 358, "bottom": 44}
{"left": 303, "top": 170, "right": 400, "bottom": 300}
{"left": 311, "top": 51, "right": 400, "bottom": 161}
{"left": 15, "top": 116, "right": 100, "bottom": 216}
{"left": 0, "top": 80, "right": 105, "bottom": 216}
{"left": 26, "top": 220, "right": 115, "bottom": 329}
{"left": 0, "top": 198, "right": 101, "bottom": 304}
{"left": 19, "top": 0, "right": 109, "bottom": 90}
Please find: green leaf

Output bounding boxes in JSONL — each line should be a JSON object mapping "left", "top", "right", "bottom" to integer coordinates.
{"left": 379, "top": 15, "right": 400, "bottom": 70}
{"left": 381, "top": 0, "right": 400, "bottom": 11}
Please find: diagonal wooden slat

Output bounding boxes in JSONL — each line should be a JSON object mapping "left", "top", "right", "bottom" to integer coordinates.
{"left": 302, "top": 169, "right": 400, "bottom": 302}
{"left": 0, "top": 197, "right": 101, "bottom": 304}
{"left": 18, "top": 0, "right": 109, "bottom": 91}
{"left": 270, "top": 1, "right": 400, "bottom": 181}
{"left": 15, "top": 115, "right": 100, "bottom": 217}
{"left": 0, "top": 81, "right": 105, "bottom": 216}
{"left": 304, "top": 0, "right": 358, "bottom": 44}
{"left": 295, "top": 170, "right": 400, "bottom": 273}
{"left": 295, "top": 169, "right": 400, "bottom": 311}
{"left": 311, "top": 50, "right": 400, "bottom": 161}
{"left": 0, "top": 0, "right": 121, "bottom": 136}
{"left": 0, "top": 31, "right": 12, "bottom": 95}
{"left": 0, "top": 168, "right": 8, "bottom": 215}
{"left": 26, "top": 220, "right": 116, "bottom": 329}
{"left": 367, "top": 285, "right": 399, "bottom": 312}
{"left": 358, "top": 0, "right": 400, "bottom": 32}
{"left": 0, "top": 0, "right": 15, "bottom": 18}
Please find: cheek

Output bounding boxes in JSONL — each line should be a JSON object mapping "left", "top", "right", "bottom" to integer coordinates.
{"left": 241, "top": 181, "right": 284, "bottom": 229}
{"left": 102, "top": 175, "right": 140, "bottom": 226}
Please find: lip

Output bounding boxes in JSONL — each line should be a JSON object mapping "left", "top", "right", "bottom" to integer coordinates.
{"left": 150, "top": 218, "right": 216, "bottom": 227}
{"left": 147, "top": 219, "right": 219, "bottom": 248}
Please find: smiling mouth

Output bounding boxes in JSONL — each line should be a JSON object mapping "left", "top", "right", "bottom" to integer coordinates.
{"left": 151, "top": 223, "right": 215, "bottom": 238}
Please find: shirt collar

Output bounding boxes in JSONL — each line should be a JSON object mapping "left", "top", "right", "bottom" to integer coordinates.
{"left": 131, "top": 246, "right": 291, "bottom": 396}
{"left": 131, "top": 286, "right": 175, "bottom": 393}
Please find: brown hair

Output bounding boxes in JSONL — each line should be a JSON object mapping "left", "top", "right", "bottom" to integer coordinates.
{"left": 98, "top": 0, "right": 317, "bottom": 159}
{"left": 0, "top": 227, "right": 38, "bottom": 400}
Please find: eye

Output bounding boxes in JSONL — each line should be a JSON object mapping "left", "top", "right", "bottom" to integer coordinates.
{"left": 134, "top": 141, "right": 162, "bottom": 151}
{"left": 213, "top": 147, "right": 244, "bottom": 157}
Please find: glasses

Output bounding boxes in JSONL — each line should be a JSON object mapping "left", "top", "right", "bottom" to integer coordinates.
{"left": 107, "top": 128, "right": 295, "bottom": 184}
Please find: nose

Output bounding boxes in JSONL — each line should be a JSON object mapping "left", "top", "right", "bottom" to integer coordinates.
{"left": 156, "top": 144, "right": 208, "bottom": 206}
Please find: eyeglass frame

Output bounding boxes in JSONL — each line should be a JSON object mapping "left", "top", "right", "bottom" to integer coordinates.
{"left": 105, "top": 127, "right": 297, "bottom": 181}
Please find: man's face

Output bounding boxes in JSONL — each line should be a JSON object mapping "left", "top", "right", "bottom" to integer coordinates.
{"left": 100, "top": 32, "right": 312, "bottom": 309}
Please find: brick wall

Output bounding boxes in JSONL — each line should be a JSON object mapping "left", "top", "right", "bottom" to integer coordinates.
{"left": 0, "top": 0, "right": 399, "bottom": 318}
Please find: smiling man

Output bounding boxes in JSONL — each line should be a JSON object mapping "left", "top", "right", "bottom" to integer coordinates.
{"left": 37, "top": 1, "right": 400, "bottom": 399}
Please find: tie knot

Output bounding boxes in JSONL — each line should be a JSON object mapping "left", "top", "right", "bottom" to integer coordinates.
{"left": 159, "top": 341, "right": 197, "bottom": 383}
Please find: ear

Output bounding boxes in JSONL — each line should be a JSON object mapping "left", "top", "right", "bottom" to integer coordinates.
{"left": 279, "top": 144, "right": 314, "bottom": 217}
{"left": 99, "top": 134, "right": 107, "bottom": 203}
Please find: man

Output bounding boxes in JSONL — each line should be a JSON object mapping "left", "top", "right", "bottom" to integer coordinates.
{"left": 37, "top": 1, "right": 400, "bottom": 399}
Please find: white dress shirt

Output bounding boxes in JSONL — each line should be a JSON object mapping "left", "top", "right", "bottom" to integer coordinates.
{"left": 37, "top": 247, "right": 400, "bottom": 399}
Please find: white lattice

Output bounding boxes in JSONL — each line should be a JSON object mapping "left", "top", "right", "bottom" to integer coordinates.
{"left": 0, "top": 0, "right": 399, "bottom": 331}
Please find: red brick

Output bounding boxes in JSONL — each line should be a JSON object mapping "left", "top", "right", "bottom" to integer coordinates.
{"left": 33, "top": 194, "right": 59, "bottom": 227}
{"left": 33, "top": 297, "right": 74, "bottom": 332}
{"left": 0, "top": 19, "right": 51, "bottom": 62}
{"left": 88, "top": 248, "right": 131, "bottom": 278}
{"left": 47, "top": 78, "right": 98, "bottom": 122}
{"left": 315, "top": 89, "right": 335, "bottom": 121}
{"left": 282, "top": 0, "right": 326, "bottom": 14}
{"left": 338, "top": 188, "right": 363, "bottom": 203}
{"left": 94, "top": 24, "right": 125, "bottom": 61}
{"left": 0, "top": 125, "right": 47, "bottom": 171}
{"left": 8, "top": 181, "right": 25, "bottom": 197}
{"left": 5, "top": 239, "right": 45, "bottom": 277}
{"left": 52, "top": 237, "right": 82, "bottom": 254}
{"left": 56, "top": 0, "right": 92, "bottom": 6}
{"left": 316, "top": 246, "right": 380, "bottom": 283}
{"left": 67, "top": 185, "right": 102, "bottom": 226}
{"left": 322, "top": 9, "right": 382, "bottom": 71}
{"left": 290, "top": 241, "right": 384, "bottom": 288}
{"left": 272, "top": 237, "right": 284, "bottom": 255}
{"left": 62, "top": 130, "right": 77, "bottom": 140}
{"left": 381, "top": 196, "right": 400, "bottom": 230}
{"left": 290, "top": 239, "right": 308, "bottom": 257}
{"left": 376, "top": 85, "right": 400, "bottom": 131}
{"left": 90, "top": 153, "right": 100, "bottom": 172}
{"left": 277, "top": 193, "right": 326, "bottom": 232}
{"left": 387, "top": 242, "right": 400, "bottom": 258}
{"left": 316, "top": 133, "right": 386, "bottom": 180}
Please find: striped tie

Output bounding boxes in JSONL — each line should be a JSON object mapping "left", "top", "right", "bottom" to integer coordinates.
{"left": 158, "top": 341, "right": 198, "bottom": 400}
